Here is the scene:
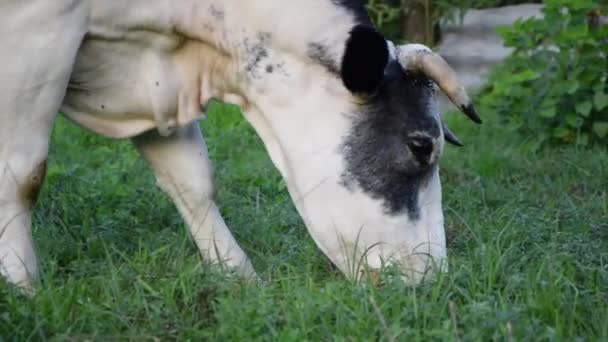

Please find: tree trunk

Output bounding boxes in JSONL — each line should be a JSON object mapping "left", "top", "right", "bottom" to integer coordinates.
{"left": 400, "top": 0, "right": 435, "bottom": 45}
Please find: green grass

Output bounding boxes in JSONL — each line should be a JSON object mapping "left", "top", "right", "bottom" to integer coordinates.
{"left": 1, "top": 103, "right": 606, "bottom": 341}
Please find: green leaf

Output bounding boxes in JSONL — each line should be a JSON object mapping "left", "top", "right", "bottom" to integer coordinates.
{"left": 553, "top": 126, "right": 572, "bottom": 139}
{"left": 566, "top": 113, "right": 583, "bottom": 128}
{"left": 539, "top": 107, "right": 557, "bottom": 118}
{"left": 575, "top": 101, "right": 592, "bottom": 117}
{"left": 511, "top": 70, "right": 541, "bottom": 83}
{"left": 576, "top": 133, "right": 590, "bottom": 146}
{"left": 593, "top": 92, "right": 608, "bottom": 111}
{"left": 592, "top": 122, "right": 608, "bottom": 138}
{"left": 593, "top": 83, "right": 604, "bottom": 93}
{"left": 566, "top": 81, "right": 580, "bottom": 94}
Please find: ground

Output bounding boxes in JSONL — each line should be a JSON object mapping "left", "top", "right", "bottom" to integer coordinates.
{"left": 1, "top": 102, "right": 606, "bottom": 340}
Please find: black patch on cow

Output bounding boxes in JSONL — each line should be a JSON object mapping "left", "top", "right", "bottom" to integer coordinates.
{"left": 242, "top": 32, "right": 272, "bottom": 78}
{"left": 308, "top": 42, "right": 340, "bottom": 75}
{"left": 308, "top": 1, "right": 374, "bottom": 76}
{"left": 340, "top": 61, "right": 441, "bottom": 218}
{"left": 341, "top": 25, "right": 389, "bottom": 94}
{"left": 331, "top": 0, "right": 373, "bottom": 25}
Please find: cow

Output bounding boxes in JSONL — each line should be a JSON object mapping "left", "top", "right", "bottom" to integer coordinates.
{"left": 0, "top": 0, "right": 480, "bottom": 292}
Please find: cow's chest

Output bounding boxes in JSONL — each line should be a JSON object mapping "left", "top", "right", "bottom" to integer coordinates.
{"left": 60, "top": 33, "right": 231, "bottom": 139}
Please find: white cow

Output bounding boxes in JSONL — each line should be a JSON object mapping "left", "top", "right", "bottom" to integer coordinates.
{"left": 0, "top": 0, "right": 480, "bottom": 291}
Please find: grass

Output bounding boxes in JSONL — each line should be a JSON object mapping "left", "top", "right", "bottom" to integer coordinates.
{"left": 1, "top": 102, "right": 606, "bottom": 341}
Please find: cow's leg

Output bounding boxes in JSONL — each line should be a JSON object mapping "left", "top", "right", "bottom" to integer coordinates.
{"left": 0, "top": 0, "right": 89, "bottom": 290}
{"left": 0, "top": 145, "right": 47, "bottom": 290}
{"left": 132, "top": 123, "right": 257, "bottom": 279}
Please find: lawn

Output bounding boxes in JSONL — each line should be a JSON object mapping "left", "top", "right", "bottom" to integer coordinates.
{"left": 1, "top": 102, "right": 606, "bottom": 340}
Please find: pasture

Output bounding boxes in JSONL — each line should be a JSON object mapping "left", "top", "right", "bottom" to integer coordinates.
{"left": 1, "top": 103, "right": 606, "bottom": 340}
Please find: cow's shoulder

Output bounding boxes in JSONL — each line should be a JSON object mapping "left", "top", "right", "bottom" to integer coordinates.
{"left": 62, "top": 25, "right": 238, "bottom": 139}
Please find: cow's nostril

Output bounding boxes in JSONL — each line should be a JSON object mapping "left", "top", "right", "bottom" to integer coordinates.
{"left": 407, "top": 136, "right": 434, "bottom": 165}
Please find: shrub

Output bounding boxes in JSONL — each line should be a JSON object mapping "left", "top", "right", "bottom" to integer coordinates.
{"left": 479, "top": 0, "right": 608, "bottom": 146}
{"left": 366, "top": 0, "right": 403, "bottom": 40}
{"left": 366, "top": 0, "right": 542, "bottom": 42}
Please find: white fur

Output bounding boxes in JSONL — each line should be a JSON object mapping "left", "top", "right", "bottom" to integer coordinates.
{"left": 0, "top": 0, "right": 90, "bottom": 290}
{"left": 239, "top": 50, "right": 447, "bottom": 281}
{"left": 133, "top": 124, "right": 256, "bottom": 278}
{"left": 1, "top": 0, "right": 447, "bottom": 289}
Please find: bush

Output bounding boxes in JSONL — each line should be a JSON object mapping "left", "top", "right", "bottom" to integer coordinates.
{"left": 479, "top": 0, "right": 608, "bottom": 146}
{"left": 366, "top": 0, "right": 542, "bottom": 41}
{"left": 365, "top": 0, "right": 403, "bottom": 40}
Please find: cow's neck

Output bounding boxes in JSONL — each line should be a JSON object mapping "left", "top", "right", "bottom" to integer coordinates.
{"left": 167, "top": 0, "right": 366, "bottom": 145}
{"left": 90, "top": 0, "right": 363, "bottom": 75}
{"left": 174, "top": 1, "right": 362, "bottom": 63}
{"left": 75, "top": 0, "right": 366, "bottom": 139}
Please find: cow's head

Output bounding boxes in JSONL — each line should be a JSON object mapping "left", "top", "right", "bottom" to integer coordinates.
{"left": 210, "top": 3, "right": 480, "bottom": 283}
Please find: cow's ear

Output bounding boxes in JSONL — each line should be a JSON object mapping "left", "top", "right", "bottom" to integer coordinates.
{"left": 340, "top": 25, "right": 389, "bottom": 95}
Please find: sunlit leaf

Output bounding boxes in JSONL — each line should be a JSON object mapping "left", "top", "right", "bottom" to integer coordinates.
{"left": 592, "top": 122, "right": 608, "bottom": 138}
{"left": 575, "top": 101, "right": 592, "bottom": 117}
{"left": 594, "top": 92, "right": 608, "bottom": 111}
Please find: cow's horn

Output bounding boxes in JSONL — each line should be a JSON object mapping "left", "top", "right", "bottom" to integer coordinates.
{"left": 442, "top": 121, "right": 463, "bottom": 147}
{"left": 396, "top": 44, "right": 482, "bottom": 124}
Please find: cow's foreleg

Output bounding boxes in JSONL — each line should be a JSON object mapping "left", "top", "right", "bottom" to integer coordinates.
{"left": 0, "top": 152, "right": 47, "bottom": 291}
{"left": 132, "top": 123, "right": 257, "bottom": 279}
{"left": 0, "top": 0, "right": 89, "bottom": 291}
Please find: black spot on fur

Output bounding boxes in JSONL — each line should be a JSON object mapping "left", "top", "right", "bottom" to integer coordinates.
{"left": 266, "top": 65, "right": 274, "bottom": 73}
{"left": 308, "top": 1, "right": 375, "bottom": 76}
{"left": 340, "top": 61, "right": 441, "bottom": 218}
{"left": 242, "top": 32, "right": 272, "bottom": 78}
{"left": 331, "top": 0, "right": 373, "bottom": 25}
{"left": 308, "top": 42, "right": 340, "bottom": 75}
{"left": 341, "top": 25, "right": 389, "bottom": 94}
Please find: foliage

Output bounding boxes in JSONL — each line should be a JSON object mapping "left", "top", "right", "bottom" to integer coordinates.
{"left": 366, "top": 0, "right": 403, "bottom": 39}
{"left": 479, "top": 0, "right": 608, "bottom": 146}
{"left": 366, "top": 0, "right": 542, "bottom": 41}
{"left": 1, "top": 106, "right": 607, "bottom": 339}
{"left": 366, "top": 0, "right": 402, "bottom": 31}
